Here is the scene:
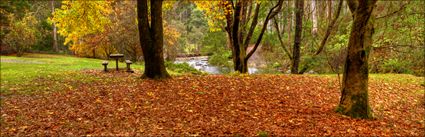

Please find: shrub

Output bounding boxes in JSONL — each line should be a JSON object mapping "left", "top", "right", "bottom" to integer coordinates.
{"left": 3, "top": 13, "right": 38, "bottom": 57}
{"left": 381, "top": 58, "right": 413, "bottom": 74}
{"left": 208, "top": 50, "right": 232, "bottom": 68}
{"left": 165, "top": 61, "right": 203, "bottom": 75}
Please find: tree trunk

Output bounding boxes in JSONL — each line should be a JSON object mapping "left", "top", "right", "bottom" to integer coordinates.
{"left": 311, "top": 0, "right": 318, "bottom": 36}
{"left": 327, "top": 0, "right": 332, "bottom": 23}
{"left": 287, "top": 1, "right": 292, "bottom": 53}
{"left": 51, "top": 0, "right": 58, "bottom": 52}
{"left": 231, "top": 1, "right": 245, "bottom": 73}
{"left": 137, "top": 0, "right": 170, "bottom": 79}
{"left": 291, "top": 0, "right": 303, "bottom": 74}
{"left": 337, "top": 0, "right": 377, "bottom": 119}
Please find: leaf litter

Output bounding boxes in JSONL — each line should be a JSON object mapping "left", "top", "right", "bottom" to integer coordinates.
{"left": 0, "top": 70, "right": 423, "bottom": 136}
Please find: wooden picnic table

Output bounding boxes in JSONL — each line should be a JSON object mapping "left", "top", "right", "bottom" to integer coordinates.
{"left": 109, "top": 54, "right": 124, "bottom": 71}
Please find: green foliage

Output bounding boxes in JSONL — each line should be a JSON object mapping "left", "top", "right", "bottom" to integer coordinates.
{"left": 200, "top": 31, "right": 227, "bottom": 54}
{"left": 300, "top": 55, "right": 324, "bottom": 73}
{"left": 257, "top": 131, "right": 268, "bottom": 137}
{"left": 330, "top": 34, "right": 349, "bottom": 51}
{"left": 200, "top": 31, "right": 232, "bottom": 68}
{"left": 0, "top": 0, "right": 31, "bottom": 43}
{"left": 165, "top": 61, "right": 203, "bottom": 75}
{"left": 209, "top": 50, "right": 232, "bottom": 68}
{"left": 3, "top": 13, "right": 38, "bottom": 56}
{"left": 272, "top": 62, "right": 282, "bottom": 69}
{"left": 0, "top": 0, "right": 31, "bottom": 20}
{"left": 381, "top": 58, "right": 413, "bottom": 74}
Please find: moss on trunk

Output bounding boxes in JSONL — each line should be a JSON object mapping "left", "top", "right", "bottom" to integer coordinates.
{"left": 337, "top": 0, "right": 377, "bottom": 119}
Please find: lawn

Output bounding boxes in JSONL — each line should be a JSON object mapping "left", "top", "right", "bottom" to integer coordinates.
{"left": 0, "top": 54, "right": 424, "bottom": 136}
{"left": 0, "top": 54, "right": 139, "bottom": 95}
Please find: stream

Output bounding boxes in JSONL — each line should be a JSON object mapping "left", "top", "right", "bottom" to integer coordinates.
{"left": 174, "top": 56, "right": 258, "bottom": 74}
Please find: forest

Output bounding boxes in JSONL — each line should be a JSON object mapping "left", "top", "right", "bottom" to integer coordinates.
{"left": 0, "top": 0, "right": 424, "bottom": 136}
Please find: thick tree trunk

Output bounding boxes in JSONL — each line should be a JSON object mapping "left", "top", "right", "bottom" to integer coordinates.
{"left": 51, "top": 0, "right": 58, "bottom": 52}
{"left": 231, "top": 1, "right": 245, "bottom": 73}
{"left": 337, "top": 0, "right": 377, "bottom": 119}
{"left": 291, "top": 0, "right": 303, "bottom": 74}
{"left": 137, "top": 0, "right": 170, "bottom": 79}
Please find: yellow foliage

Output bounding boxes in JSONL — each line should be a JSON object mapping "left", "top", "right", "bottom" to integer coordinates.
{"left": 164, "top": 21, "right": 181, "bottom": 47}
{"left": 52, "top": 1, "right": 112, "bottom": 46}
{"left": 163, "top": 1, "right": 176, "bottom": 11}
{"left": 193, "top": 1, "right": 231, "bottom": 32}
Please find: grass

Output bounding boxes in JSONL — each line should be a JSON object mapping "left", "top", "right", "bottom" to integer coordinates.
{"left": 311, "top": 73, "right": 423, "bottom": 86}
{"left": 0, "top": 54, "right": 143, "bottom": 94}
{"left": 1, "top": 53, "right": 423, "bottom": 94}
{"left": 0, "top": 53, "right": 204, "bottom": 95}
{"left": 1, "top": 54, "right": 139, "bottom": 80}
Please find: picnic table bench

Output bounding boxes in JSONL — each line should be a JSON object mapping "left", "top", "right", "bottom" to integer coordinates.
{"left": 102, "top": 54, "right": 133, "bottom": 73}
{"left": 110, "top": 54, "right": 124, "bottom": 71}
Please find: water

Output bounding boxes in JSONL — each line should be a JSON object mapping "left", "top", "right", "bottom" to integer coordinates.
{"left": 174, "top": 56, "right": 258, "bottom": 74}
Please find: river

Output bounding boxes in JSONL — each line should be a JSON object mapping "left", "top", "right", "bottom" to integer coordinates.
{"left": 174, "top": 56, "right": 258, "bottom": 74}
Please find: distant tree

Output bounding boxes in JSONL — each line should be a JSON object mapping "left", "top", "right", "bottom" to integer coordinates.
{"left": 311, "top": 0, "right": 318, "bottom": 36}
{"left": 137, "top": 0, "right": 170, "bottom": 79}
{"left": 0, "top": 0, "right": 31, "bottom": 54}
{"left": 291, "top": 0, "right": 303, "bottom": 74}
{"left": 3, "top": 13, "right": 38, "bottom": 56}
{"left": 196, "top": 0, "right": 284, "bottom": 73}
{"left": 298, "top": 0, "right": 344, "bottom": 74}
{"left": 108, "top": 0, "right": 140, "bottom": 61}
{"left": 50, "top": 0, "right": 58, "bottom": 52}
{"left": 337, "top": 0, "right": 377, "bottom": 119}
{"left": 52, "top": 1, "right": 113, "bottom": 57}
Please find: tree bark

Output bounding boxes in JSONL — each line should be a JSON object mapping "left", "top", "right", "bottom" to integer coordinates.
{"left": 337, "top": 0, "right": 377, "bottom": 119}
{"left": 327, "top": 0, "right": 332, "bottom": 23}
{"left": 51, "top": 0, "right": 58, "bottom": 52}
{"left": 311, "top": 0, "right": 318, "bottom": 36}
{"left": 291, "top": 0, "right": 303, "bottom": 74}
{"left": 137, "top": 0, "right": 170, "bottom": 79}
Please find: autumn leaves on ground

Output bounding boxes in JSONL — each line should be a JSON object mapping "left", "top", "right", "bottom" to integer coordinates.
{"left": 1, "top": 54, "right": 424, "bottom": 136}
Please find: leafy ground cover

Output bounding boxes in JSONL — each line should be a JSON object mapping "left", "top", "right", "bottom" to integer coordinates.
{"left": 0, "top": 54, "right": 424, "bottom": 136}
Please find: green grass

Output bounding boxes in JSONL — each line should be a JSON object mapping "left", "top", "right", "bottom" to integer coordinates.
{"left": 1, "top": 54, "right": 422, "bottom": 95}
{"left": 1, "top": 54, "right": 141, "bottom": 84}
{"left": 0, "top": 53, "right": 204, "bottom": 95}
{"left": 310, "top": 73, "right": 424, "bottom": 86}
{"left": 0, "top": 54, "right": 144, "bottom": 94}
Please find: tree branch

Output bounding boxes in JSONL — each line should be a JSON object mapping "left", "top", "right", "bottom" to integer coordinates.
{"left": 299, "top": 0, "right": 343, "bottom": 74}
{"left": 245, "top": 0, "right": 283, "bottom": 62}
{"left": 314, "top": 0, "right": 343, "bottom": 55}
{"left": 376, "top": 1, "right": 409, "bottom": 20}
{"left": 243, "top": 3, "right": 260, "bottom": 49}
{"left": 273, "top": 18, "right": 292, "bottom": 61}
